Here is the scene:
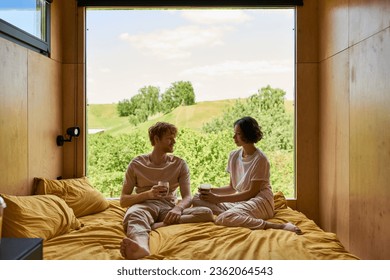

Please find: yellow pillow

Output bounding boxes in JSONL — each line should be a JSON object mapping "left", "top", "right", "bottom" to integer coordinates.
{"left": 34, "top": 177, "right": 109, "bottom": 217}
{"left": 0, "top": 194, "right": 82, "bottom": 240}
{"left": 273, "top": 191, "right": 288, "bottom": 210}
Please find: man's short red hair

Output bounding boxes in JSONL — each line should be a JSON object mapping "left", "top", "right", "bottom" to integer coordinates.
{"left": 148, "top": 122, "right": 178, "bottom": 146}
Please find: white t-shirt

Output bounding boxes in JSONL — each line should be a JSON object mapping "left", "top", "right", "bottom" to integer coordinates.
{"left": 226, "top": 148, "right": 271, "bottom": 193}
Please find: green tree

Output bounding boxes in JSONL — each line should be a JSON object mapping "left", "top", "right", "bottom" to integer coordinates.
{"left": 117, "top": 99, "right": 131, "bottom": 117}
{"left": 87, "top": 132, "right": 150, "bottom": 197}
{"left": 116, "top": 86, "right": 161, "bottom": 125}
{"left": 161, "top": 81, "right": 195, "bottom": 113}
{"left": 138, "top": 85, "right": 160, "bottom": 115}
{"left": 202, "top": 85, "right": 293, "bottom": 152}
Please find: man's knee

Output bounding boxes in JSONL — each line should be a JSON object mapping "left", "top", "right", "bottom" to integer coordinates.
{"left": 181, "top": 206, "right": 214, "bottom": 223}
{"left": 192, "top": 206, "right": 214, "bottom": 221}
{"left": 123, "top": 209, "right": 154, "bottom": 233}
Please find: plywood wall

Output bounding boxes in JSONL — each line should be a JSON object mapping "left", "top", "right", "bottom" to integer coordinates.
{"left": 0, "top": 37, "right": 63, "bottom": 195}
{"left": 0, "top": 1, "right": 72, "bottom": 195}
{"left": 318, "top": 0, "right": 390, "bottom": 259}
{"left": 61, "top": 1, "right": 86, "bottom": 179}
{"left": 295, "top": 0, "right": 319, "bottom": 223}
{"left": 0, "top": 39, "right": 29, "bottom": 195}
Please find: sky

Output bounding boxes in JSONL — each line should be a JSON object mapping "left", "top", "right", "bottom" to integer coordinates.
{"left": 86, "top": 8, "right": 295, "bottom": 104}
{"left": 0, "top": 1, "right": 44, "bottom": 39}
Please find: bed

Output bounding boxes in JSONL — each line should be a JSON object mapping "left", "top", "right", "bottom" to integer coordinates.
{"left": 0, "top": 177, "right": 359, "bottom": 260}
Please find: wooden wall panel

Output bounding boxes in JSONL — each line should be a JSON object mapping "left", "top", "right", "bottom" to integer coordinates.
{"left": 0, "top": 39, "right": 28, "bottom": 195}
{"left": 62, "top": 64, "right": 85, "bottom": 179}
{"left": 27, "top": 51, "right": 63, "bottom": 182}
{"left": 317, "top": 0, "right": 390, "bottom": 259}
{"left": 50, "top": 0, "right": 64, "bottom": 63}
{"left": 295, "top": 62, "right": 319, "bottom": 222}
{"left": 318, "top": 0, "right": 349, "bottom": 61}
{"left": 61, "top": 4, "right": 86, "bottom": 179}
{"left": 319, "top": 50, "right": 350, "bottom": 249}
{"left": 293, "top": 0, "right": 320, "bottom": 222}
{"left": 53, "top": 1, "right": 87, "bottom": 178}
{"left": 296, "top": 0, "right": 318, "bottom": 63}
{"left": 62, "top": 1, "right": 85, "bottom": 65}
{"left": 349, "top": 27, "right": 390, "bottom": 259}
{"left": 76, "top": 63, "right": 87, "bottom": 178}
{"left": 0, "top": 0, "right": 64, "bottom": 195}
{"left": 349, "top": 0, "right": 390, "bottom": 46}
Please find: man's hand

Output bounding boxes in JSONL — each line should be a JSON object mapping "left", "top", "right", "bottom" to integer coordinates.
{"left": 149, "top": 185, "right": 168, "bottom": 198}
{"left": 163, "top": 206, "right": 182, "bottom": 225}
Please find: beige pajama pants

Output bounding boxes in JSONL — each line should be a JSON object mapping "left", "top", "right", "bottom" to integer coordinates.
{"left": 122, "top": 199, "right": 213, "bottom": 239}
{"left": 192, "top": 191, "right": 274, "bottom": 230}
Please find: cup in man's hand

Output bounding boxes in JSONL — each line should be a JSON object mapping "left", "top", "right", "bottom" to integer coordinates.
{"left": 157, "top": 181, "right": 169, "bottom": 196}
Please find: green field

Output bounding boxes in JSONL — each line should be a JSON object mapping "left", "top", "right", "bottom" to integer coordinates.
{"left": 87, "top": 99, "right": 237, "bottom": 135}
{"left": 87, "top": 99, "right": 294, "bottom": 135}
{"left": 87, "top": 97, "right": 296, "bottom": 197}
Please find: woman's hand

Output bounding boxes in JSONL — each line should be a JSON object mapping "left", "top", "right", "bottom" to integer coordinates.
{"left": 199, "top": 189, "right": 220, "bottom": 204}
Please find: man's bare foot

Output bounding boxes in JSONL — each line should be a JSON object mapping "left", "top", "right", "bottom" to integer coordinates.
{"left": 120, "top": 238, "right": 150, "bottom": 259}
{"left": 283, "top": 222, "right": 303, "bottom": 235}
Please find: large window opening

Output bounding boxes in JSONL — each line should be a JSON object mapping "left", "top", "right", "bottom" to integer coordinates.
{"left": 86, "top": 8, "right": 296, "bottom": 198}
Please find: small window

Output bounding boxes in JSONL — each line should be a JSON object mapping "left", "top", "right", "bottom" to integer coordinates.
{"left": 0, "top": 0, "right": 51, "bottom": 55}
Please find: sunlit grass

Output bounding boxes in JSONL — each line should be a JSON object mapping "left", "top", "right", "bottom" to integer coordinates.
{"left": 87, "top": 98, "right": 294, "bottom": 137}
{"left": 87, "top": 99, "right": 238, "bottom": 136}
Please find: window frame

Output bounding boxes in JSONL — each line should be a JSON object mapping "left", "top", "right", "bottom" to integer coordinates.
{"left": 84, "top": 5, "right": 298, "bottom": 198}
{"left": 77, "top": 0, "right": 303, "bottom": 7}
{"left": 0, "top": 0, "right": 52, "bottom": 55}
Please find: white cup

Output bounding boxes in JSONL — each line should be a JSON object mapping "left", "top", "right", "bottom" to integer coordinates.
{"left": 158, "top": 181, "right": 169, "bottom": 196}
{"left": 199, "top": 183, "right": 211, "bottom": 192}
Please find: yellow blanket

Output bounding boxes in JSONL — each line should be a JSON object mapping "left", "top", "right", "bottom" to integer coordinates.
{"left": 43, "top": 197, "right": 359, "bottom": 260}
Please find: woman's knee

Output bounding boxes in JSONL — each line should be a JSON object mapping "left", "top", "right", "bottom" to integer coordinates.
{"left": 214, "top": 211, "right": 238, "bottom": 226}
{"left": 215, "top": 211, "right": 266, "bottom": 229}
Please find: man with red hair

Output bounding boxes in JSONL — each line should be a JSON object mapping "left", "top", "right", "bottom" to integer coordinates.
{"left": 120, "top": 122, "right": 213, "bottom": 259}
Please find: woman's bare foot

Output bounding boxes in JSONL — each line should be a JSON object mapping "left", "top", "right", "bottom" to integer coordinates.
{"left": 120, "top": 237, "right": 150, "bottom": 259}
{"left": 265, "top": 221, "right": 303, "bottom": 234}
{"left": 282, "top": 222, "right": 303, "bottom": 235}
{"left": 151, "top": 222, "right": 166, "bottom": 230}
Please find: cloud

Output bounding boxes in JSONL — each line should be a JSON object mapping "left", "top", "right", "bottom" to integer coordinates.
{"left": 180, "top": 10, "right": 253, "bottom": 25}
{"left": 119, "top": 25, "right": 230, "bottom": 59}
{"left": 180, "top": 60, "right": 293, "bottom": 77}
{"left": 99, "top": 67, "right": 111, "bottom": 73}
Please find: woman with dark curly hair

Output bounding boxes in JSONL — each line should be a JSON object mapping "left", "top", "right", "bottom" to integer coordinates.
{"left": 193, "top": 116, "right": 302, "bottom": 234}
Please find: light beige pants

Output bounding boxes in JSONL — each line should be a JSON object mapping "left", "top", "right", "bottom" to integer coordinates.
{"left": 192, "top": 193, "right": 274, "bottom": 230}
{"left": 123, "top": 199, "right": 213, "bottom": 239}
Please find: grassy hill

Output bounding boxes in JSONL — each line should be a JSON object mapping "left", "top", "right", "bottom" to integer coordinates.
{"left": 87, "top": 98, "right": 294, "bottom": 136}
{"left": 87, "top": 99, "right": 238, "bottom": 135}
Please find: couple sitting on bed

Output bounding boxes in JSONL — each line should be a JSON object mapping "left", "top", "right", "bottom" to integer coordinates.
{"left": 119, "top": 117, "right": 302, "bottom": 260}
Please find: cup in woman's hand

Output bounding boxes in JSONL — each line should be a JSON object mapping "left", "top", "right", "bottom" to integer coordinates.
{"left": 199, "top": 183, "right": 211, "bottom": 193}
